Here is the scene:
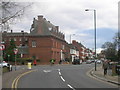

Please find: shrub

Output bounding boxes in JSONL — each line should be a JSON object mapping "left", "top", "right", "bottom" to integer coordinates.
{"left": 16, "top": 58, "right": 33, "bottom": 65}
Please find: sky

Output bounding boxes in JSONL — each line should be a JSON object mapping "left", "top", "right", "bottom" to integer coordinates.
{"left": 9, "top": 0, "right": 119, "bottom": 53}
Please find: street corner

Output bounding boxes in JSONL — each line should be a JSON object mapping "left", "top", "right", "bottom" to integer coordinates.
{"left": 88, "top": 67, "right": 120, "bottom": 86}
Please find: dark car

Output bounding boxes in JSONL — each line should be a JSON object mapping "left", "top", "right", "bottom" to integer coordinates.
{"left": 72, "top": 59, "right": 81, "bottom": 65}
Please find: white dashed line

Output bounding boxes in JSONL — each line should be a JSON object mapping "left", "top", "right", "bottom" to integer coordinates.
{"left": 59, "top": 71, "right": 61, "bottom": 75}
{"left": 67, "top": 84, "right": 75, "bottom": 90}
{"left": 58, "top": 69, "right": 75, "bottom": 90}
{"left": 60, "top": 76, "right": 65, "bottom": 82}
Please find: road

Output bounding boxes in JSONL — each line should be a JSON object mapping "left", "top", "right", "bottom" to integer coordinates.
{"left": 17, "top": 63, "right": 118, "bottom": 89}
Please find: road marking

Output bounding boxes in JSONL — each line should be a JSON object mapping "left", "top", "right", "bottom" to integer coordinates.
{"left": 59, "top": 71, "right": 61, "bottom": 75}
{"left": 67, "top": 84, "right": 75, "bottom": 90}
{"left": 58, "top": 69, "right": 75, "bottom": 90}
{"left": 60, "top": 76, "right": 65, "bottom": 82}
{"left": 43, "top": 70, "right": 51, "bottom": 73}
{"left": 12, "top": 69, "right": 36, "bottom": 88}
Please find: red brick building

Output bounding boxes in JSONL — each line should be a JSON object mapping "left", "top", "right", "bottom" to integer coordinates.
{"left": 3, "top": 15, "right": 70, "bottom": 64}
{"left": 72, "top": 40, "right": 94, "bottom": 61}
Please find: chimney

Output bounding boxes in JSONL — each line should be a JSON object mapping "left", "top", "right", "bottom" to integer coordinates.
{"left": 44, "top": 18, "right": 46, "bottom": 20}
{"left": 55, "top": 26, "right": 59, "bottom": 31}
{"left": 21, "top": 30, "right": 24, "bottom": 33}
{"left": 72, "top": 40, "right": 76, "bottom": 44}
{"left": 38, "top": 15, "right": 43, "bottom": 20}
{"left": 11, "top": 30, "right": 13, "bottom": 33}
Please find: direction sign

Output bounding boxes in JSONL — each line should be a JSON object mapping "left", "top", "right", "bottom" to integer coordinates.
{"left": 14, "top": 48, "right": 18, "bottom": 54}
{"left": 0, "top": 44, "right": 5, "bottom": 50}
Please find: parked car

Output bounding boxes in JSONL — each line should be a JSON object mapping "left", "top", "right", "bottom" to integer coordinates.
{"left": 72, "top": 59, "right": 82, "bottom": 65}
{"left": 96, "top": 60, "right": 102, "bottom": 64}
{"left": 86, "top": 60, "right": 92, "bottom": 64}
{"left": 0, "top": 61, "right": 12, "bottom": 71}
{"left": 91, "top": 60, "right": 95, "bottom": 63}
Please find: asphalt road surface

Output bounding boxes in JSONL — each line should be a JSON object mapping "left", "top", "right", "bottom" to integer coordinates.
{"left": 18, "top": 63, "right": 118, "bottom": 89}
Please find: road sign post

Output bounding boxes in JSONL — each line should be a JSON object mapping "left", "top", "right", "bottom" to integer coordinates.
{"left": 0, "top": 44, "right": 5, "bottom": 51}
{"left": 8, "top": 54, "right": 10, "bottom": 64}
{"left": 14, "top": 48, "right": 18, "bottom": 71}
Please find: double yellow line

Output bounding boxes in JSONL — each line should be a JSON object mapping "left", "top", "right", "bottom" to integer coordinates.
{"left": 12, "top": 69, "right": 37, "bottom": 89}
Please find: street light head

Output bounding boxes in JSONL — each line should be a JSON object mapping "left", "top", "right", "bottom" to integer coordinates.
{"left": 85, "top": 9, "right": 89, "bottom": 11}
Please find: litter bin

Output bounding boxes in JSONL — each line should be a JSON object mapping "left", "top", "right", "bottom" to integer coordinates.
{"left": 28, "top": 62, "right": 32, "bottom": 69}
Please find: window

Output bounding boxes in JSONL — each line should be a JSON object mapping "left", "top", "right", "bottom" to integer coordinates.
{"left": 62, "top": 45, "right": 65, "bottom": 49}
{"left": 19, "top": 38, "right": 21, "bottom": 41}
{"left": 32, "top": 40, "right": 37, "bottom": 47}
{"left": 14, "top": 38, "right": 16, "bottom": 41}
{"left": 9, "top": 38, "right": 11, "bottom": 41}
{"left": 25, "top": 38, "right": 28, "bottom": 41}
{"left": 48, "top": 27, "right": 52, "bottom": 31}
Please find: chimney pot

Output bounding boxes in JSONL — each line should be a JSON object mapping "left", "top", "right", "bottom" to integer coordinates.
{"left": 11, "top": 30, "right": 13, "bottom": 33}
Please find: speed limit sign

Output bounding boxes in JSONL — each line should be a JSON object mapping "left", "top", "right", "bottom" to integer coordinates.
{"left": 0, "top": 44, "right": 5, "bottom": 50}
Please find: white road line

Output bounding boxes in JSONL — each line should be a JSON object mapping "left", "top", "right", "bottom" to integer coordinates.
{"left": 59, "top": 71, "right": 61, "bottom": 75}
{"left": 60, "top": 76, "right": 65, "bottom": 82}
{"left": 67, "top": 84, "right": 75, "bottom": 90}
{"left": 43, "top": 70, "right": 51, "bottom": 73}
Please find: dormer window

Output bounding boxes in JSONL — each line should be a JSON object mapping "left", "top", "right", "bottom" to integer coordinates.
{"left": 48, "top": 27, "right": 52, "bottom": 31}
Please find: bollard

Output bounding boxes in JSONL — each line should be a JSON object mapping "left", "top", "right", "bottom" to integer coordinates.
{"left": 28, "top": 62, "right": 32, "bottom": 69}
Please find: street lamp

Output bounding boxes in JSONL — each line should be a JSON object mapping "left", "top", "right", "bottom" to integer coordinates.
{"left": 85, "top": 9, "right": 97, "bottom": 71}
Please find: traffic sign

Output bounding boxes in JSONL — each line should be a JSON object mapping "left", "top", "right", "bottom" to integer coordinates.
{"left": 0, "top": 44, "right": 5, "bottom": 50}
{"left": 14, "top": 48, "right": 18, "bottom": 54}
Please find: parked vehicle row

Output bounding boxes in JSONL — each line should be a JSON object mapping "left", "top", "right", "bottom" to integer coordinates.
{"left": 86, "top": 59, "right": 102, "bottom": 64}
{"left": 0, "top": 61, "right": 12, "bottom": 71}
{"left": 72, "top": 59, "right": 82, "bottom": 65}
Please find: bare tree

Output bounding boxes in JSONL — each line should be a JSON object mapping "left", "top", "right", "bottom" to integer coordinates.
{"left": 0, "top": 1, "right": 33, "bottom": 31}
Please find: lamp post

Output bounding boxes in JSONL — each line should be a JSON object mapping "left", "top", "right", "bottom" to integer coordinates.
{"left": 85, "top": 9, "right": 97, "bottom": 71}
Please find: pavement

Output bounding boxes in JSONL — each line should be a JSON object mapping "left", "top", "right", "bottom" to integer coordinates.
{"left": 2, "top": 65, "right": 31, "bottom": 88}
{"left": 90, "top": 65, "right": 120, "bottom": 86}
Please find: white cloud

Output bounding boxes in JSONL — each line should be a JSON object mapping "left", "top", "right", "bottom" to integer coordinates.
{"left": 96, "top": 48, "right": 104, "bottom": 54}
{"left": 8, "top": 0, "right": 119, "bottom": 49}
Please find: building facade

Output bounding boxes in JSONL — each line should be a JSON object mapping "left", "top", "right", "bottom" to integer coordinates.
{"left": 2, "top": 15, "right": 70, "bottom": 64}
{"left": 72, "top": 40, "right": 94, "bottom": 61}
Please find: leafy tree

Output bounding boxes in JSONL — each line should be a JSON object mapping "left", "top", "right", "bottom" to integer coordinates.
{"left": 101, "top": 42, "right": 118, "bottom": 61}
{"left": 4, "top": 38, "right": 16, "bottom": 62}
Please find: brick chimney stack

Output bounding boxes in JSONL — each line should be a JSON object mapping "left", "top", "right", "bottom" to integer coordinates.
{"left": 55, "top": 26, "right": 59, "bottom": 31}
{"left": 38, "top": 15, "right": 43, "bottom": 20}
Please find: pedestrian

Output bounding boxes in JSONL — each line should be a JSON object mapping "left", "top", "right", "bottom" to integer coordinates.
{"left": 103, "top": 60, "right": 109, "bottom": 76}
{"left": 50, "top": 59, "right": 55, "bottom": 66}
{"left": 59, "top": 60, "right": 62, "bottom": 64}
{"left": 33, "top": 60, "right": 37, "bottom": 66}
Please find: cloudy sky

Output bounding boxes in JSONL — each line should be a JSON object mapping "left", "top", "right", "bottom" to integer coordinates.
{"left": 10, "top": 0, "right": 119, "bottom": 53}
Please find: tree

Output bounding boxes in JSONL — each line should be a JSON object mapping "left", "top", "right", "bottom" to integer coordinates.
{"left": 101, "top": 42, "right": 118, "bottom": 61}
{"left": 0, "top": 1, "right": 33, "bottom": 31}
{"left": 113, "top": 32, "right": 120, "bottom": 61}
{"left": 4, "top": 38, "right": 16, "bottom": 62}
